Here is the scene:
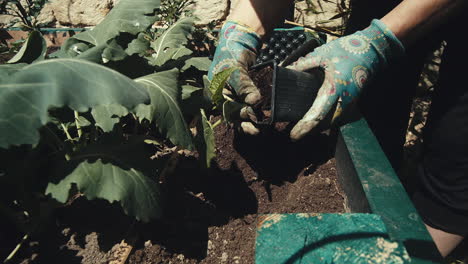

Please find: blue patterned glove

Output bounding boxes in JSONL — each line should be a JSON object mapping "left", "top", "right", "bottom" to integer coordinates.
{"left": 287, "top": 19, "right": 405, "bottom": 140}
{"left": 208, "top": 21, "right": 262, "bottom": 133}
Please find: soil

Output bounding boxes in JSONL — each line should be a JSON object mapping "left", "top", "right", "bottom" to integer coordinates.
{"left": 13, "top": 117, "right": 344, "bottom": 264}
{"left": 248, "top": 65, "right": 274, "bottom": 122}
{"left": 0, "top": 52, "right": 14, "bottom": 64}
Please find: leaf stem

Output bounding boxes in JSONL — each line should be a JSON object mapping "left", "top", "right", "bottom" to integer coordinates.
{"left": 13, "top": 2, "right": 33, "bottom": 28}
{"left": 211, "top": 118, "right": 222, "bottom": 129}
{"left": 74, "top": 111, "right": 83, "bottom": 138}
{"left": 60, "top": 123, "right": 73, "bottom": 141}
{"left": 3, "top": 233, "right": 29, "bottom": 263}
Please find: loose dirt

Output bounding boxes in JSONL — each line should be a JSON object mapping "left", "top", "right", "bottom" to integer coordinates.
{"left": 18, "top": 118, "right": 344, "bottom": 264}
{"left": 249, "top": 65, "right": 274, "bottom": 123}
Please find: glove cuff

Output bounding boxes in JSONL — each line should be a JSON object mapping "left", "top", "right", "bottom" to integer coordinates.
{"left": 221, "top": 20, "right": 262, "bottom": 53}
{"left": 365, "top": 19, "right": 405, "bottom": 64}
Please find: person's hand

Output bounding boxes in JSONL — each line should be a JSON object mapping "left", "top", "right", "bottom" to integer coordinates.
{"left": 287, "top": 19, "right": 405, "bottom": 140}
{"left": 208, "top": 21, "right": 262, "bottom": 135}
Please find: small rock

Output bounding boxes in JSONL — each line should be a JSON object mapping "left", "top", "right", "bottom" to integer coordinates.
{"left": 221, "top": 252, "right": 228, "bottom": 262}
{"left": 144, "top": 240, "right": 152, "bottom": 248}
{"left": 207, "top": 240, "right": 214, "bottom": 250}
{"left": 62, "top": 228, "right": 71, "bottom": 236}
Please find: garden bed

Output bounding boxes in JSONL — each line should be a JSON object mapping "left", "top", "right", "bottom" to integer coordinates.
{"left": 16, "top": 118, "right": 344, "bottom": 264}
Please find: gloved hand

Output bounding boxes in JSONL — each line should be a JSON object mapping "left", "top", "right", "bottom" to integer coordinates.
{"left": 287, "top": 19, "right": 405, "bottom": 140}
{"left": 208, "top": 21, "right": 262, "bottom": 135}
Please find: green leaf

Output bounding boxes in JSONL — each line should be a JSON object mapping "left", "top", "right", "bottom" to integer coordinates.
{"left": 50, "top": 38, "right": 91, "bottom": 59}
{"left": 181, "top": 57, "right": 212, "bottom": 72}
{"left": 61, "top": 39, "right": 128, "bottom": 64}
{"left": 135, "top": 69, "right": 193, "bottom": 149}
{"left": 47, "top": 160, "right": 162, "bottom": 222}
{"left": 144, "top": 139, "right": 161, "bottom": 146}
{"left": 198, "top": 109, "right": 215, "bottom": 168}
{"left": 0, "top": 59, "right": 149, "bottom": 148}
{"left": 73, "top": 0, "right": 161, "bottom": 46}
{"left": 76, "top": 116, "right": 92, "bottom": 127}
{"left": 91, "top": 104, "right": 129, "bottom": 132}
{"left": 149, "top": 47, "right": 192, "bottom": 67}
{"left": 209, "top": 67, "right": 238, "bottom": 108}
{"left": 8, "top": 31, "right": 46, "bottom": 64}
{"left": 126, "top": 32, "right": 151, "bottom": 56}
{"left": 46, "top": 135, "right": 164, "bottom": 222}
{"left": 0, "top": 63, "right": 27, "bottom": 80}
{"left": 101, "top": 40, "right": 128, "bottom": 63}
{"left": 181, "top": 85, "right": 202, "bottom": 100}
{"left": 222, "top": 100, "right": 243, "bottom": 123}
{"left": 180, "top": 85, "right": 211, "bottom": 117}
{"left": 150, "top": 17, "right": 195, "bottom": 66}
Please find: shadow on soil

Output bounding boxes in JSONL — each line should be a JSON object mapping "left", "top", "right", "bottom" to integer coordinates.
{"left": 233, "top": 125, "right": 336, "bottom": 185}
{"left": 19, "top": 125, "right": 337, "bottom": 263}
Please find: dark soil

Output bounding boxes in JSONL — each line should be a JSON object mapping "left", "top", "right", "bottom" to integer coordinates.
{"left": 12, "top": 117, "right": 343, "bottom": 264}
{"left": 128, "top": 120, "right": 344, "bottom": 264}
{"left": 0, "top": 52, "right": 14, "bottom": 64}
{"left": 249, "top": 65, "right": 274, "bottom": 122}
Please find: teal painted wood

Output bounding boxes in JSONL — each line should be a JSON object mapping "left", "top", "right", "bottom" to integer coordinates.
{"left": 337, "top": 118, "right": 442, "bottom": 263}
{"left": 256, "top": 213, "right": 410, "bottom": 264}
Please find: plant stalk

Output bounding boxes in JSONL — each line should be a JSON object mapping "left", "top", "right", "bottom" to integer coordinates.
{"left": 60, "top": 123, "right": 73, "bottom": 142}
{"left": 74, "top": 111, "right": 83, "bottom": 138}
{"left": 13, "top": 2, "right": 33, "bottom": 28}
{"left": 3, "top": 233, "right": 29, "bottom": 263}
{"left": 211, "top": 118, "right": 222, "bottom": 129}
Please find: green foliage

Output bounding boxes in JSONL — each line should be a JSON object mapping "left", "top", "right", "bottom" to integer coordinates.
{"left": 46, "top": 135, "right": 164, "bottom": 222}
{"left": 72, "top": 0, "right": 161, "bottom": 47}
{"left": 149, "top": 17, "right": 195, "bottom": 66}
{"left": 0, "top": 3, "right": 221, "bottom": 262}
{"left": 91, "top": 104, "right": 129, "bottom": 132}
{"left": 0, "top": 0, "right": 48, "bottom": 29}
{"left": 135, "top": 69, "right": 194, "bottom": 149}
{"left": 0, "top": 58, "right": 149, "bottom": 148}
{"left": 208, "top": 67, "right": 239, "bottom": 109}
{"left": 197, "top": 109, "right": 215, "bottom": 168}
{"left": 182, "top": 57, "right": 212, "bottom": 72}
{"left": 0, "top": 0, "right": 214, "bottom": 241}
{"left": 159, "top": 0, "right": 196, "bottom": 26}
{"left": 6, "top": 30, "right": 46, "bottom": 64}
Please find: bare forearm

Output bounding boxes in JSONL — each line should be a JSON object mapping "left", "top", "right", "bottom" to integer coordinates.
{"left": 381, "top": 0, "right": 466, "bottom": 47}
{"left": 228, "top": 0, "right": 294, "bottom": 38}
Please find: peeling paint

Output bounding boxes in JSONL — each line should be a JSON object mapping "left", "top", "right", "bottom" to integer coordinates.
{"left": 257, "top": 214, "right": 285, "bottom": 230}
{"left": 296, "top": 213, "right": 321, "bottom": 219}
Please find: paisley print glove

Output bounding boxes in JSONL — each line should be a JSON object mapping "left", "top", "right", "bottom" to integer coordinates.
{"left": 287, "top": 19, "right": 405, "bottom": 140}
{"left": 208, "top": 21, "right": 264, "bottom": 134}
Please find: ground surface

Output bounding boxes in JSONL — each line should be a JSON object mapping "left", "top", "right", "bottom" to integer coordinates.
{"left": 15, "top": 119, "right": 344, "bottom": 264}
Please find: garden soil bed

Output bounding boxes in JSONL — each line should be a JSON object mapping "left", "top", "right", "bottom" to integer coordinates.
{"left": 15, "top": 118, "right": 344, "bottom": 264}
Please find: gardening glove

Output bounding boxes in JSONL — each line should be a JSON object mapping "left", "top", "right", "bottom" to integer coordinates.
{"left": 287, "top": 19, "right": 405, "bottom": 141}
{"left": 208, "top": 21, "right": 262, "bottom": 135}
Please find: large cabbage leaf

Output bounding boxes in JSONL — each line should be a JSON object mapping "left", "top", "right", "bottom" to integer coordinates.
{"left": 73, "top": 0, "right": 161, "bottom": 46}
{"left": 7, "top": 31, "right": 47, "bottom": 64}
{"left": 0, "top": 59, "right": 149, "bottom": 148}
{"left": 135, "top": 69, "right": 193, "bottom": 149}
{"left": 149, "top": 18, "right": 195, "bottom": 66}
{"left": 46, "top": 135, "right": 164, "bottom": 222}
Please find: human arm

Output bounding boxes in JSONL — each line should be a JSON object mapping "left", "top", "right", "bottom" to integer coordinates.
{"left": 381, "top": 0, "right": 465, "bottom": 47}
{"left": 207, "top": 1, "right": 293, "bottom": 134}
{"left": 288, "top": 0, "right": 467, "bottom": 141}
{"left": 228, "top": 0, "right": 294, "bottom": 38}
